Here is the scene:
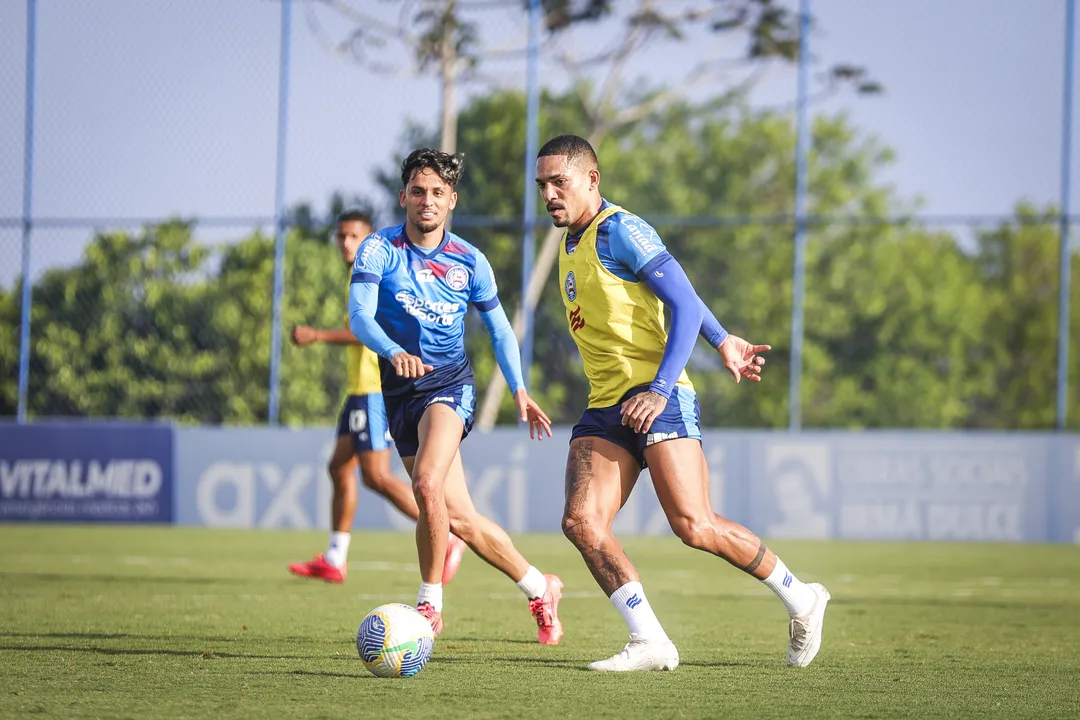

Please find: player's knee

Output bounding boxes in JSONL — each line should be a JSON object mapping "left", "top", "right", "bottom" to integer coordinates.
{"left": 328, "top": 460, "right": 352, "bottom": 488}
{"left": 561, "top": 512, "right": 597, "bottom": 547}
{"left": 359, "top": 470, "right": 387, "bottom": 492}
{"left": 670, "top": 516, "right": 715, "bottom": 550}
{"left": 412, "top": 471, "right": 443, "bottom": 509}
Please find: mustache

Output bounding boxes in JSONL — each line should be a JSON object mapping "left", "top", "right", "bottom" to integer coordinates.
{"left": 546, "top": 203, "right": 564, "bottom": 212}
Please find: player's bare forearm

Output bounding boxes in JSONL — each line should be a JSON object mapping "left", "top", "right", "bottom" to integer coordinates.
{"left": 292, "top": 325, "right": 363, "bottom": 346}
{"left": 320, "top": 328, "right": 364, "bottom": 345}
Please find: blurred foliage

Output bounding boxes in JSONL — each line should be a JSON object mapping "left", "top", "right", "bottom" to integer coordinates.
{"left": 1, "top": 89, "right": 1078, "bottom": 428}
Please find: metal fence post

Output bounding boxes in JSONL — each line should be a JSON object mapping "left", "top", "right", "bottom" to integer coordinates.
{"left": 788, "top": 0, "right": 812, "bottom": 431}
{"left": 520, "top": 0, "right": 541, "bottom": 395}
{"left": 1057, "top": 0, "right": 1076, "bottom": 430}
{"left": 17, "top": 0, "right": 38, "bottom": 425}
{"left": 268, "top": 0, "right": 292, "bottom": 425}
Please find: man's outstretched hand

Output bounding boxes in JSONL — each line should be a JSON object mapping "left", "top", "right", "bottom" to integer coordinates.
{"left": 718, "top": 335, "right": 770, "bottom": 384}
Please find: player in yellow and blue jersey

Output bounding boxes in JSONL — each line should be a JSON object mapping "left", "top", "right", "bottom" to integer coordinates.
{"left": 287, "top": 209, "right": 466, "bottom": 585}
{"left": 348, "top": 149, "right": 564, "bottom": 645}
{"left": 535, "top": 135, "right": 831, "bottom": 671}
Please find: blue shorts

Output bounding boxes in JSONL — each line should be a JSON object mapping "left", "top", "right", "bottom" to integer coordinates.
{"left": 570, "top": 385, "right": 701, "bottom": 469}
{"left": 336, "top": 394, "right": 392, "bottom": 453}
{"left": 386, "top": 384, "right": 475, "bottom": 458}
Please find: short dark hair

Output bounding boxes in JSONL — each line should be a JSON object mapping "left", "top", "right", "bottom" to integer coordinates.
{"left": 336, "top": 208, "right": 373, "bottom": 227}
{"left": 537, "top": 134, "right": 598, "bottom": 170}
{"left": 400, "top": 148, "right": 465, "bottom": 188}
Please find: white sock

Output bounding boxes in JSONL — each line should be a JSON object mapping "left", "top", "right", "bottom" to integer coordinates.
{"left": 609, "top": 582, "right": 668, "bottom": 642}
{"left": 417, "top": 582, "right": 443, "bottom": 612}
{"left": 325, "top": 532, "right": 350, "bottom": 568}
{"left": 515, "top": 566, "right": 547, "bottom": 599}
{"left": 762, "top": 556, "right": 816, "bottom": 617}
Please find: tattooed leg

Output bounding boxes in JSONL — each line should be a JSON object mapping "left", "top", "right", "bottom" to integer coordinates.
{"left": 561, "top": 437, "right": 641, "bottom": 596}
{"left": 743, "top": 540, "right": 768, "bottom": 574}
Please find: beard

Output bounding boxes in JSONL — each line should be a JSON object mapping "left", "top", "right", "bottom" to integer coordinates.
{"left": 548, "top": 207, "right": 569, "bottom": 227}
{"left": 414, "top": 217, "right": 440, "bottom": 233}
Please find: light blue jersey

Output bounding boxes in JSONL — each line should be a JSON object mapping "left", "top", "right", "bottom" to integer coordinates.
{"left": 565, "top": 198, "right": 667, "bottom": 280}
{"left": 349, "top": 224, "right": 503, "bottom": 399}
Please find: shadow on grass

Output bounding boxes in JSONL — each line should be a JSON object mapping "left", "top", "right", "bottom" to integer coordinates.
{"left": 678, "top": 659, "right": 765, "bottom": 669}
{"left": 0, "top": 644, "right": 310, "bottom": 660}
{"left": 249, "top": 669, "right": 365, "bottom": 680}
{"left": 831, "top": 596, "right": 1076, "bottom": 611}
{"left": 432, "top": 655, "right": 589, "bottom": 670}
{"left": 443, "top": 637, "right": 541, "bottom": 645}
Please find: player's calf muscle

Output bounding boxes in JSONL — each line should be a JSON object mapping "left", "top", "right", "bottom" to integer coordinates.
{"left": 743, "top": 539, "right": 768, "bottom": 573}
{"left": 580, "top": 541, "right": 634, "bottom": 596}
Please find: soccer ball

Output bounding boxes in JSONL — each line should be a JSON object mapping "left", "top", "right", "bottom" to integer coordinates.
{"left": 356, "top": 603, "right": 435, "bottom": 678}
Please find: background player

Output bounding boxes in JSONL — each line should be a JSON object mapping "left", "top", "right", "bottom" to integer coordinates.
{"left": 536, "top": 134, "right": 830, "bottom": 670}
{"left": 347, "top": 148, "right": 564, "bottom": 645}
{"left": 288, "top": 209, "right": 466, "bottom": 585}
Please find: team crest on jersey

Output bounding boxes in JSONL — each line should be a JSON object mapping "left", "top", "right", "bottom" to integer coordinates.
{"left": 445, "top": 265, "right": 469, "bottom": 291}
{"left": 565, "top": 271, "right": 577, "bottom": 301}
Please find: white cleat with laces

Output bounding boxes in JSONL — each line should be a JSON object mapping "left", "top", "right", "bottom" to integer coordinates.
{"left": 587, "top": 634, "right": 680, "bottom": 672}
{"left": 787, "top": 582, "right": 831, "bottom": 667}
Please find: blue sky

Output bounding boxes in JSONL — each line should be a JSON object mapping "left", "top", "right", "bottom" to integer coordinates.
{"left": 0, "top": 0, "right": 1077, "bottom": 286}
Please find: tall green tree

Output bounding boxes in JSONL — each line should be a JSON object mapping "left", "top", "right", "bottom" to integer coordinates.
{"left": 969, "top": 207, "right": 1080, "bottom": 429}
{"left": 14, "top": 222, "right": 220, "bottom": 420}
{"left": 378, "top": 88, "right": 1050, "bottom": 429}
{"left": 0, "top": 218, "right": 363, "bottom": 425}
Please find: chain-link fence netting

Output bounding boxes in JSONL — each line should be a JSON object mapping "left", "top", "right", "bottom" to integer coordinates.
{"left": 1, "top": 0, "right": 1077, "bottom": 429}
{"left": 0, "top": 229, "right": 21, "bottom": 418}
{"left": 0, "top": 2, "right": 26, "bottom": 222}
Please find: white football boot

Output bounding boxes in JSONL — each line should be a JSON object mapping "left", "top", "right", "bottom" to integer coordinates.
{"left": 787, "top": 582, "right": 831, "bottom": 667}
{"left": 587, "top": 634, "right": 680, "bottom": 672}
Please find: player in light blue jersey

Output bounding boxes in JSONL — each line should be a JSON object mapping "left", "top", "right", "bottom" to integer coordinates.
{"left": 348, "top": 148, "right": 564, "bottom": 645}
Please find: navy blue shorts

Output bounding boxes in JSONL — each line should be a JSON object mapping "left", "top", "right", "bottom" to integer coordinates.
{"left": 385, "top": 384, "right": 476, "bottom": 458}
{"left": 335, "top": 394, "right": 392, "bottom": 453}
{"left": 570, "top": 385, "right": 701, "bottom": 469}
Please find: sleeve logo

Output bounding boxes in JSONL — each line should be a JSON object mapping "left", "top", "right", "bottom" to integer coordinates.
{"left": 445, "top": 265, "right": 470, "bottom": 291}
{"left": 564, "top": 270, "right": 577, "bottom": 301}
{"left": 354, "top": 235, "right": 384, "bottom": 271}
{"left": 619, "top": 216, "right": 659, "bottom": 255}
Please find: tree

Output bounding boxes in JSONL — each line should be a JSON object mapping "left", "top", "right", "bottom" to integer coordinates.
{"left": 473, "top": 0, "right": 881, "bottom": 428}
{"left": 968, "top": 207, "right": 1080, "bottom": 429}
{"left": 0, "top": 279, "right": 22, "bottom": 416}
{"left": 375, "top": 86, "right": 1016, "bottom": 429}
{"left": 0, "top": 216, "right": 363, "bottom": 425}
{"left": 16, "top": 222, "right": 219, "bottom": 420}
{"left": 302, "top": 0, "right": 487, "bottom": 153}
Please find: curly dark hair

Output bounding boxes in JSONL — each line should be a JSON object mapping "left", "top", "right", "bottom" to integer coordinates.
{"left": 400, "top": 148, "right": 465, "bottom": 188}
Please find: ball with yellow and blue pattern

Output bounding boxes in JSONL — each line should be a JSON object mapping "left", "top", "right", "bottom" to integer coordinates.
{"left": 356, "top": 603, "right": 435, "bottom": 678}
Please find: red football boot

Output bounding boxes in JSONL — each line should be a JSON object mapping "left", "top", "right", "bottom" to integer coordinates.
{"left": 416, "top": 602, "right": 444, "bottom": 636}
{"left": 441, "top": 534, "right": 467, "bottom": 585}
{"left": 287, "top": 554, "right": 346, "bottom": 584}
{"left": 529, "top": 574, "right": 564, "bottom": 645}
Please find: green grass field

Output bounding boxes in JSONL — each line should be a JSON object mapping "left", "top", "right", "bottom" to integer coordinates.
{"left": 1, "top": 525, "right": 1078, "bottom": 719}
